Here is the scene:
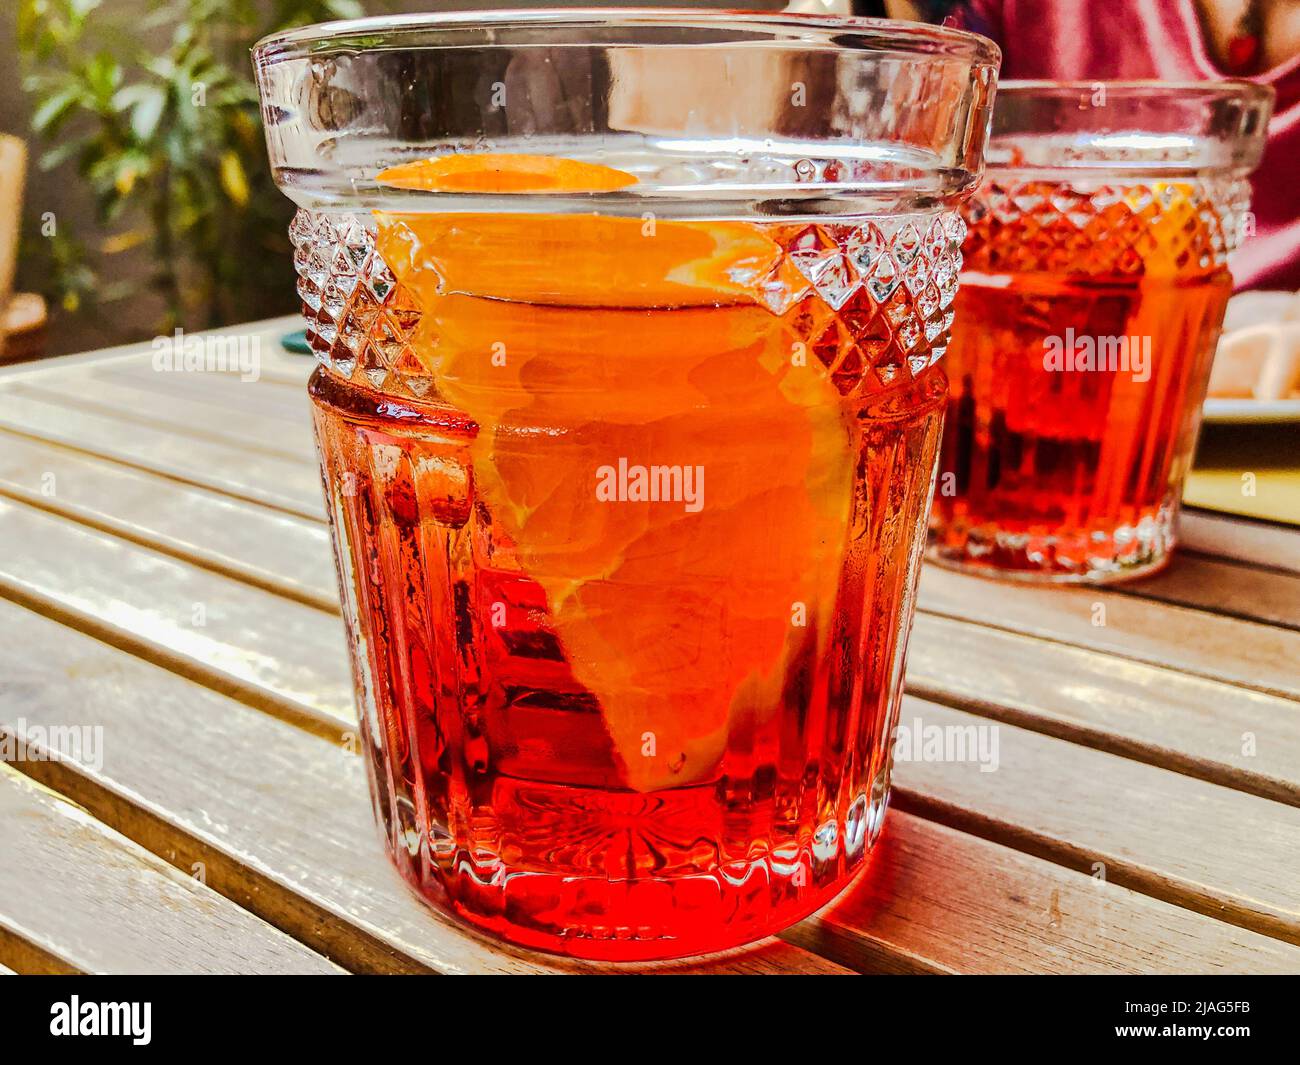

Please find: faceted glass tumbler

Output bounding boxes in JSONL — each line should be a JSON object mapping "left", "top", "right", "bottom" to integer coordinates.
{"left": 254, "top": 11, "right": 998, "bottom": 961}
{"left": 929, "top": 80, "right": 1273, "bottom": 583}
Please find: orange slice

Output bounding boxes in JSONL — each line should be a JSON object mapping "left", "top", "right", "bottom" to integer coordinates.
{"left": 374, "top": 209, "right": 853, "bottom": 793}
{"left": 1126, "top": 181, "right": 1221, "bottom": 276}
{"left": 376, "top": 211, "right": 787, "bottom": 309}
{"left": 376, "top": 152, "right": 638, "bottom": 194}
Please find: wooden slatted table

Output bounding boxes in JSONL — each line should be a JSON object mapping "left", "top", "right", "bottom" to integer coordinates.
{"left": 1, "top": 316, "right": 1297, "bottom": 975}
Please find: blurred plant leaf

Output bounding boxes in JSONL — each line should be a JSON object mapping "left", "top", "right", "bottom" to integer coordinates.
{"left": 325, "top": 0, "right": 365, "bottom": 17}
{"left": 101, "top": 228, "right": 150, "bottom": 254}
{"left": 218, "top": 150, "right": 249, "bottom": 206}
{"left": 39, "top": 138, "right": 86, "bottom": 170}
{"left": 18, "top": 0, "right": 387, "bottom": 335}
{"left": 31, "top": 85, "right": 82, "bottom": 134}
{"left": 129, "top": 85, "right": 168, "bottom": 141}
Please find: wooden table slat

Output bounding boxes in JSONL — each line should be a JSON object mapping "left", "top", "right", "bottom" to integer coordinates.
{"left": 1180, "top": 508, "right": 1300, "bottom": 574}
{"left": 91, "top": 355, "right": 313, "bottom": 409}
{"left": 793, "top": 811, "right": 1300, "bottom": 974}
{"left": 918, "top": 565, "right": 1300, "bottom": 702}
{"left": 0, "top": 387, "right": 322, "bottom": 518}
{"left": 1109, "top": 551, "right": 1300, "bottom": 632}
{"left": 894, "top": 699, "right": 1300, "bottom": 945}
{"left": 908, "top": 612, "right": 1300, "bottom": 806}
{"left": 0, "top": 430, "right": 336, "bottom": 611}
{"left": 0, "top": 765, "right": 346, "bottom": 974}
{"left": 14, "top": 377, "right": 315, "bottom": 467}
{"left": 0, "top": 495, "right": 353, "bottom": 736}
{"left": 0, "top": 315, "right": 308, "bottom": 385}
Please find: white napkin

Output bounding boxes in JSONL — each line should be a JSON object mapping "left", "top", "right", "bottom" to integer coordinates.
{"left": 1209, "top": 290, "right": 1300, "bottom": 400}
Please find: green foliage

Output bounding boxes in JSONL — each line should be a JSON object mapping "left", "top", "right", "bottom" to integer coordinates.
{"left": 17, "top": 0, "right": 368, "bottom": 330}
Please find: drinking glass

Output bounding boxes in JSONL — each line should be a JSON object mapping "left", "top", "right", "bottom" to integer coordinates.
{"left": 253, "top": 10, "right": 996, "bottom": 961}
{"left": 930, "top": 81, "right": 1273, "bottom": 583}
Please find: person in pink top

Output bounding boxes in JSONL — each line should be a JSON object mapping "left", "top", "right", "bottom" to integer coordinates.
{"left": 869, "top": 0, "right": 1300, "bottom": 290}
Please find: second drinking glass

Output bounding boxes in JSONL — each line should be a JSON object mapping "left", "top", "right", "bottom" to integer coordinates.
{"left": 931, "top": 81, "right": 1273, "bottom": 582}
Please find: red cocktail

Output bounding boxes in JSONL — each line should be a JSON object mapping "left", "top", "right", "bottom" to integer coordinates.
{"left": 930, "top": 82, "right": 1271, "bottom": 582}
{"left": 255, "top": 11, "right": 997, "bottom": 960}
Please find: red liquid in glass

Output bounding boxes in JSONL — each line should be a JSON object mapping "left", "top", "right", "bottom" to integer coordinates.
{"left": 303, "top": 210, "right": 958, "bottom": 959}
{"left": 931, "top": 180, "right": 1235, "bottom": 579}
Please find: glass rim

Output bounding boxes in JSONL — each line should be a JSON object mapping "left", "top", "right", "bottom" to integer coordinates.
{"left": 252, "top": 7, "right": 1001, "bottom": 66}
{"left": 995, "top": 78, "right": 1275, "bottom": 107}
{"left": 984, "top": 77, "right": 1273, "bottom": 175}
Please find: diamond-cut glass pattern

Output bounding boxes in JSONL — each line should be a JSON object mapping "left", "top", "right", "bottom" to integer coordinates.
{"left": 290, "top": 208, "right": 965, "bottom": 401}
{"left": 771, "top": 213, "right": 965, "bottom": 395}
{"left": 962, "top": 177, "right": 1250, "bottom": 278}
{"left": 289, "top": 209, "right": 436, "bottom": 399}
